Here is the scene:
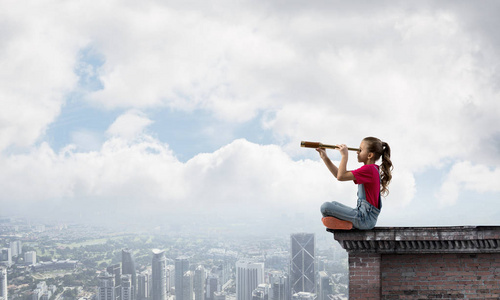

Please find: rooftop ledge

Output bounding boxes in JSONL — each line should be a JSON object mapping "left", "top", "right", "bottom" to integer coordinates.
{"left": 328, "top": 226, "right": 500, "bottom": 254}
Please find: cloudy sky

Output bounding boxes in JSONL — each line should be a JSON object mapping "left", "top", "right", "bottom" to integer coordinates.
{"left": 1, "top": 0, "right": 499, "bottom": 232}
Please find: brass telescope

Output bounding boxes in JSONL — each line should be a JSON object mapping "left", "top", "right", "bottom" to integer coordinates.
{"left": 301, "top": 141, "right": 360, "bottom": 152}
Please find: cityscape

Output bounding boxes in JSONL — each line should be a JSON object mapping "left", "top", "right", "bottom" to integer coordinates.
{"left": 0, "top": 216, "right": 348, "bottom": 300}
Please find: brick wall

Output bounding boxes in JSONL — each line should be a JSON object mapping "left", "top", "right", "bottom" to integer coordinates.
{"left": 381, "top": 253, "right": 500, "bottom": 299}
{"left": 329, "top": 226, "right": 500, "bottom": 300}
{"left": 349, "top": 253, "right": 381, "bottom": 299}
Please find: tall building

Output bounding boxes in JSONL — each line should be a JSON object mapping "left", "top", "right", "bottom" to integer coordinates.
{"left": 268, "top": 271, "right": 288, "bottom": 300}
{"left": 122, "top": 249, "right": 136, "bottom": 300}
{"left": 152, "top": 249, "right": 166, "bottom": 300}
{"left": 175, "top": 257, "right": 189, "bottom": 300}
{"left": 317, "top": 272, "right": 330, "bottom": 300}
{"left": 98, "top": 272, "right": 116, "bottom": 300}
{"left": 137, "top": 272, "right": 149, "bottom": 300}
{"left": 165, "top": 265, "right": 174, "bottom": 296}
{"left": 182, "top": 271, "right": 194, "bottom": 300}
{"left": 252, "top": 284, "right": 269, "bottom": 300}
{"left": 9, "top": 241, "right": 21, "bottom": 258}
{"left": 0, "top": 267, "right": 7, "bottom": 300}
{"left": 0, "top": 249, "right": 11, "bottom": 267}
{"left": 205, "top": 275, "right": 218, "bottom": 300}
{"left": 194, "top": 266, "right": 205, "bottom": 300}
{"left": 235, "top": 261, "right": 264, "bottom": 300}
{"left": 290, "top": 233, "right": 315, "bottom": 295}
{"left": 33, "top": 281, "right": 51, "bottom": 300}
{"left": 107, "top": 264, "right": 122, "bottom": 300}
{"left": 25, "top": 251, "right": 37, "bottom": 265}
{"left": 121, "top": 275, "right": 133, "bottom": 300}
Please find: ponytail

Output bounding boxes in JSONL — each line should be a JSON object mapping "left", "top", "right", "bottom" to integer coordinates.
{"left": 363, "top": 137, "right": 393, "bottom": 197}
{"left": 380, "top": 142, "right": 393, "bottom": 197}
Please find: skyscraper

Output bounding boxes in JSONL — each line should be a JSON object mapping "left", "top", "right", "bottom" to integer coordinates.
{"left": 165, "top": 265, "right": 174, "bottom": 296}
{"left": 122, "top": 249, "right": 136, "bottom": 300}
{"left": 9, "top": 241, "right": 21, "bottom": 258}
{"left": 137, "top": 273, "right": 149, "bottom": 300}
{"left": 107, "top": 264, "right": 121, "bottom": 300}
{"left": 317, "top": 272, "right": 330, "bottom": 300}
{"left": 194, "top": 265, "right": 205, "bottom": 300}
{"left": 252, "top": 284, "right": 269, "bottom": 300}
{"left": 235, "top": 261, "right": 264, "bottom": 300}
{"left": 0, "top": 267, "right": 7, "bottom": 300}
{"left": 175, "top": 257, "right": 189, "bottom": 300}
{"left": 152, "top": 249, "right": 166, "bottom": 300}
{"left": 205, "top": 275, "right": 218, "bottom": 300}
{"left": 290, "top": 233, "right": 315, "bottom": 295}
{"left": 0, "top": 249, "right": 11, "bottom": 267}
{"left": 182, "top": 271, "right": 194, "bottom": 300}
{"left": 121, "top": 275, "right": 133, "bottom": 300}
{"left": 24, "top": 251, "right": 36, "bottom": 265}
{"left": 268, "top": 271, "right": 288, "bottom": 300}
{"left": 97, "top": 272, "right": 116, "bottom": 300}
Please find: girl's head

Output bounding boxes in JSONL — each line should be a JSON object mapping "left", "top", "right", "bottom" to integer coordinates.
{"left": 361, "top": 137, "right": 393, "bottom": 197}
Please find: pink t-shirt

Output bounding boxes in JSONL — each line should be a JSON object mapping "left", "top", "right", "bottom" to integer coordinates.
{"left": 351, "top": 164, "right": 380, "bottom": 209}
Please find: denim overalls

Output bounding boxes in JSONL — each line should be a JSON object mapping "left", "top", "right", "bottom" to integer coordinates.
{"left": 320, "top": 165, "right": 381, "bottom": 230}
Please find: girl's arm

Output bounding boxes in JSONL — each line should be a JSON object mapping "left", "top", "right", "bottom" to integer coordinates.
{"left": 316, "top": 148, "right": 339, "bottom": 178}
{"left": 336, "top": 144, "right": 356, "bottom": 181}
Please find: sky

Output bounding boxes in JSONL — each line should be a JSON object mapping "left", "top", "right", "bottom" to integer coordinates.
{"left": 1, "top": 0, "right": 500, "bottom": 235}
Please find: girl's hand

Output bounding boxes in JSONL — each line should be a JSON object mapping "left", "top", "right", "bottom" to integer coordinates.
{"left": 337, "top": 144, "right": 348, "bottom": 157}
{"left": 316, "top": 147, "right": 328, "bottom": 160}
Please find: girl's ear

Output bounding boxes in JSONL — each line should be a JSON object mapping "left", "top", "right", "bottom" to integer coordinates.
{"left": 368, "top": 152, "right": 374, "bottom": 160}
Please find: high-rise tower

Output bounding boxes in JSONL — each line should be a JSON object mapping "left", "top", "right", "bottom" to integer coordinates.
{"left": 290, "top": 233, "right": 315, "bottom": 295}
{"left": 0, "top": 267, "right": 7, "bottom": 300}
{"left": 235, "top": 261, "right": 264, "bottom": 300}
{"left": 137, "top": 272, "right": 149, "bottom": 300}
{"left": 152, "top": 250, "right": 166, "bottom": 300}
{"left": 97, "top": 272, "right": 116, "bottom": 300}
{"left": 121, "top": 275, "right": 133, "bottom": 300}
{"left": 175, "top": 257, "right": 189, "bottom": 300}
{"left": 194, "top": 265, "right": 205, "bottom": 300}
{"left": 122, "top": 249, "right": 136, "bottom": 300}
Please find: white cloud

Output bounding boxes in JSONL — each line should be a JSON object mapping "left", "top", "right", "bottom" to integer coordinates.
{"left": 436, "top": 161, "right": 500, "bottom": 206}
{"left": 106, "top": 110, "right": 153, "bottom": 140}
{"left": 0, "top": 0, "right": 84, "bottom": 151}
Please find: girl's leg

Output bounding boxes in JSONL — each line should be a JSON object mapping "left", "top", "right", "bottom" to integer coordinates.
{"left": 320, "top": 201, "right": 358, "bottom": 223}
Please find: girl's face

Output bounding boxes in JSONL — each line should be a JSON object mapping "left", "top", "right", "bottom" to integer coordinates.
{"left": 357, "top": 141, "right": 372, "bottom": 164}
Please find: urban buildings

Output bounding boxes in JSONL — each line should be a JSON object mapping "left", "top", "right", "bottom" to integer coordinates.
{"left": 175, "top": 257, "right": 189, "bottom": 300}
{"left": 235, "top": 261, "right": 264, "bottom": 300}
{"left": 24, "top": 251, "right": 36, "bottom": 265}
{"left": 9, "top": 241, "right": 22, "bottom": 258}
{"left": 182, "top": 271, "right": 194, "bottom": 300}
{"left": 97, "top": 272, "right": 116, "bottom": 300}
{"left": 317, "top": 272, "right": 330, "bottom": 300}
{"left": 268, "top": 271, "right": 287, "bottom": 300}
{"left": 290, "top": 233, "right": 315, "bottom": 295}
{"left": 151, "top": 249, "right": 166, "bottom": 300}
{"left": 194, "top": 265, "right": 205, "bottom": 300}
{"left": 251, "top": 284, "right": 269, "bottom": 300}
{"left": 0, "top": 249, "right": 11, "bottom": 267}
{"left": 106, "top": 264, "right": 121, "bottom": 300}
{"left": 122, "top": 249, "right": 136, "bottom": 300}
{"left": 121, "top": 275, "right": 133, "bottom": 300}
{"left": 0, "top": 267, "right": 7, "bottom": 300}
{"left": 137, "top": 272, "right": 149, "bottom": 300}
{"left": 205, "top": 275, "right": 218, "bottom": 300}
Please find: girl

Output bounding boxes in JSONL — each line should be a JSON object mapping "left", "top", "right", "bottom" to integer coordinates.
{"left": 317, "top": 137, "right": 392, "bottom": 230}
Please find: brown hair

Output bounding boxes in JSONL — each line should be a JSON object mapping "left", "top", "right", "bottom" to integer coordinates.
{"left": 363, "top": 137, "right": 393, "bottom": 197}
